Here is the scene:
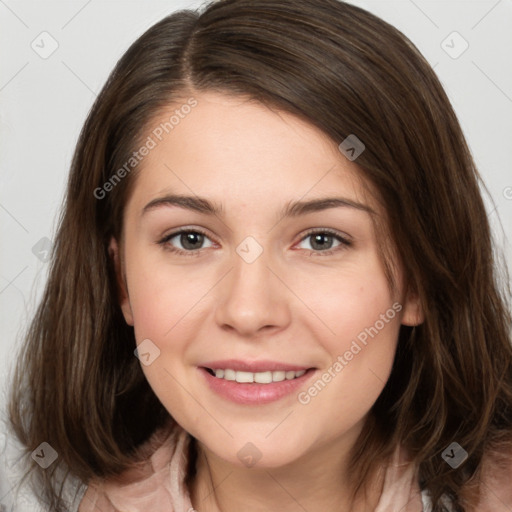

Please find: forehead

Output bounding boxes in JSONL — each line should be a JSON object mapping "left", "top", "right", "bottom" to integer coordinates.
{"left": 126, "top": 91, "right": 379, "bottom": 216}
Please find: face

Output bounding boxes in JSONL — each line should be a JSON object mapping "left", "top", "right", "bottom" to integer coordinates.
{"left": 110, "top": 91, "right": 423, "bottom": 469}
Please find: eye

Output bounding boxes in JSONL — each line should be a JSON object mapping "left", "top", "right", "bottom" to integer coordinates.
{"left": 158, "top": 228, "right": 215, "bottom": 256}
{"left": 296, "top": 229, "right": 352, "bottom": 256}
{"left": 157, "top": 227, "right": 352, "bottom": 257}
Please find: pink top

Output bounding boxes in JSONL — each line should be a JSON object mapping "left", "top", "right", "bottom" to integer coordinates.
{"left": 78, "top": 421, "right": 512, "bottom": 512}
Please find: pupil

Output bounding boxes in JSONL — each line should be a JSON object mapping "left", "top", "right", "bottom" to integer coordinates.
{"left": 178, "top": 233, "right": 333, "bottom": 251}
{"left": 312, "top": 233, "right": 332, "bottom": 251}
{"left": 181, "top": 232, "right": 203, "bottom": 250}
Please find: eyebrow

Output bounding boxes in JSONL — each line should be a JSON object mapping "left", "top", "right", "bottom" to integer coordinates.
{"left": 141, "top": 194, "right": 375, "bottom": 218}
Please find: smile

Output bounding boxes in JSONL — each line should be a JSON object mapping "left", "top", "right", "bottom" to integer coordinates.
{"left": 198, "top": 365, "right": 317, "bottom": 405}
{"left": 205, "top": 368, "right": 307, "bottom": 383}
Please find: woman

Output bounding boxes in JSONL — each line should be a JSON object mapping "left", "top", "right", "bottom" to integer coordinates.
{"left": 9, "top": 1, "right": 512, "bottom": 510}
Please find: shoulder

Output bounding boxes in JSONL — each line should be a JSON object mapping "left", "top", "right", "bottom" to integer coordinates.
{"left": 420, "top": 489, "right": 456, "bottom": 512}
{"left": 420, "top": 446, "right": 512, "bottom": 512}
{"left": 472, "top": 445, "right": 512, "bottom": 511}
{"left": 78, "top": 420, "right": 193, "bottom": 512}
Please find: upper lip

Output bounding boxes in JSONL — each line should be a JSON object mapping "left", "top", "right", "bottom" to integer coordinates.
{"left": 200, "top": 359, "right": 314, "bottom": 372}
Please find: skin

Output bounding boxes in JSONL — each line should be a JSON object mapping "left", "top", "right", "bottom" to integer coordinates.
{"left": 110, "top": 91, "right": 424, "bottom": 512}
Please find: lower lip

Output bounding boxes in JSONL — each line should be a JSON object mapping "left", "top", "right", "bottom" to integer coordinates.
{"left": 198, "top": 367, "right": 317, "bottom": 405}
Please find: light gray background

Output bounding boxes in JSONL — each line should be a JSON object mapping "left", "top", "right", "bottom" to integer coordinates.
{"left": 1, "top": 0, "right": 511, "bottom": 509}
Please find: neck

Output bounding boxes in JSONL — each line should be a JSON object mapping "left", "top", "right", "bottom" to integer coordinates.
{"left": 188, "top": 424, "right": 385, "bottom": 512}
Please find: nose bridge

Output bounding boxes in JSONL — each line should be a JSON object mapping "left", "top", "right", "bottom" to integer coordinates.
{"left": 214, "top": 235, "right": 290, "bottom": 335}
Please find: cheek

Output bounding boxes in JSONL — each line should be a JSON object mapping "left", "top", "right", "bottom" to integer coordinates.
{"left": 313, "top": 316, "right": 400, "bottom": 436}
{"left": 124, "top": 247, "right": 214, "bottom": 396}
{"left": 128, "top": 275, "right": 175, "bottom": 342}
{"left": 124, "top": 242, "right": 202, "bottom": 339}
{"left": 295, "top": 256, "right": 401, "bottom": 407}
{"left": 301, "top": 255, "right": 398, "bottom": 351}
{"left": 124, "top": 254, "right": 201, "bottom": 413}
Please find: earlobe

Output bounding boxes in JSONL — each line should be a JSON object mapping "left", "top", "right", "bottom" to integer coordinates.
{"left": 108, "top": 237, "right": 134, "bottom": 326}
{"left": 401, "top": 288, "right": 425, "bottom": 327}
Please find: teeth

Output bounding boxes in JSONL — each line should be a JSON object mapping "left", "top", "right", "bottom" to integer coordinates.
{"left": 236, "top": 371, "right": 254, "bottom": 383}
{"left": 224, "top": 369, "right": 236, "bottom": 381}
{"left": 212, "top": 368, "right": 307, "bottom": 383}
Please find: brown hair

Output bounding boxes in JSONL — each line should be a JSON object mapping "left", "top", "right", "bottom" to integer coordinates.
{"left": 9, "top": 0, "right": 512, "bottom": 510}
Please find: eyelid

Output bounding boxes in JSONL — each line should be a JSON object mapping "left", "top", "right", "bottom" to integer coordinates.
{"left": 157, "top": 226, "right": 352, "bottom": 256}
{"left": 294, "top": 227, "right": 352, "bottom": 256}
{"left": 298, "top": 227, "right": 352, "bottom": 244}
{"left": 158, "top": 225, "right": 212, "bottom": 241}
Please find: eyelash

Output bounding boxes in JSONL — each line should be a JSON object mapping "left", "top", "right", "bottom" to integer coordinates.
{"left": 157, "top": 227, "right": 352, "bottom": 257}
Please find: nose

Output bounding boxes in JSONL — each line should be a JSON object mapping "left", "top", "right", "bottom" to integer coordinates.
{"left": 214, "top": 245, "right": 291, "bottom": 338}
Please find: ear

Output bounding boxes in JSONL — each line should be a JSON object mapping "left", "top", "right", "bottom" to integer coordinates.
{"left": 400, "top": 287, "right": 424, "bottom": 327}
{"left": 108, "top": 237, "right": 134, "bottom": 326}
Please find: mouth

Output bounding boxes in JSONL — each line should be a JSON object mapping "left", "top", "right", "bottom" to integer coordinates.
{"left": 202, "top": 367, "right": 312, "bottom": 384}
{"left": 198, "top": 363, "right": 317, "bottom": 405}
